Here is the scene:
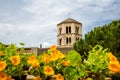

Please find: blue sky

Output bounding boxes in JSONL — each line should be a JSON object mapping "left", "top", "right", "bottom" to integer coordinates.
{"left": 0, "top": 0, "right": 120, "bottom": 48}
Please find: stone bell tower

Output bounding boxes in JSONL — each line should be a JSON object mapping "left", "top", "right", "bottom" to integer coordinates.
{"left": 57, "top": 18, "right": 82, "bottom": 47}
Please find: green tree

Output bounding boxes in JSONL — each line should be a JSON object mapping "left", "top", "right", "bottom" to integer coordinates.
{"left": 74, "top": 20, "right": 120, "bottom": 60}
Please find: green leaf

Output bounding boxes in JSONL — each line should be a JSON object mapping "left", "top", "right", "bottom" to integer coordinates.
{"left": 64, "top": 66, "right": 79, "bottom": 80}
{"left": 19, "top": 43, "right": 25, "bottom": 46}
{"left": 78, "top": 64, "right": 88, "bottom": 77}
{"left": 66, "top": 50, "right": 82, "bottom": 66}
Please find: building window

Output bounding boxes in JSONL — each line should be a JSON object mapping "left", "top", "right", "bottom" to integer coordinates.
{"left": 69, "top": 26, "right": 71, "bottom": 33}
{"left": 59, "top": 38, "right": 62, "bottom": 45}
{"left": 75, "top": 26, "right": 79, "bottom": 34}
{"left": 76, "top": 37, "right": 79, "bottom": 41}
{"left": 66, "top": 37, "right": 71, "bottom": 44}
{"left": 66, "top": 26, "right": 71, "bottom": 34}
{"left": 66, "top": 26, "right": 68, "bottom": 33}
{"left": 59, "top": 28, "right": 62, "bottom": 34}
{"left": 66, "top": 37, "right": 69, "bottom": 44}
{"left": 69, "top": 37, "right": 71, "bottom": 43}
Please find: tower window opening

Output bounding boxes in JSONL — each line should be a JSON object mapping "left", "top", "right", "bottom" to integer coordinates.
{"left": 76, "top": 37, "right": 79, "bottom": 41}
{"left": 66, "top": 37, "right": 71, "bottom": 44}
{"left": 69, "top": 37, "right": 71, "bottom": 43}
{"left": 66, "top": 26, "right": 68, "bottom": 33}
{"left": 59, "top": 28, "right": 62, "bottom": 34}
{"left": 75, "top": 26, "right": 79, "bottom": 34}
{"left": 66, "top": 37, "right": 69, "bottom": 44}
{"left": 59, "top": 38, "right": 62, "bottom": 45}
{"left": 69, "top": 26, "right": 71, "bottom": 33}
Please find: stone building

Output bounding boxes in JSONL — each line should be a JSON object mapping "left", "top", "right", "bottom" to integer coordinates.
{"left": 17, "top": 47, "right": 39, "bottom": 55}
{"left": 57, "top": 18, "right": 82, "bottom": 48}
{"left": 21, "top": 18, "right": 82, "bottom": 55}
{"left": 38, "top": 18, "right": 82, "bottom": 54}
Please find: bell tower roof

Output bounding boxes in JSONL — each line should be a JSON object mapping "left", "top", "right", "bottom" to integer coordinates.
{"left": 57, "top": 18, "right": 82, "bottom": 26}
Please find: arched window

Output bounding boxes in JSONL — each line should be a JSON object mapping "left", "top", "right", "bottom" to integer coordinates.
{"left": 59, "top": 38, "right": 62, "bottom": 45}
{"left": 66, "top": 26, "right": 68, "bottom": 33}
{"left": 69, "top": 37, "right": 71, "bottom": 43}
{"left": 59, "top": 28, "right": 62, "bottom": 34}
{"left": 69, "top": 26, "right": 71, "bottom": 33}
{"left": 66, "top": 37, "right": 69, "bottom": 44}
{"left": 75, "top": 26, "right": 79, "bottom": 34}
{"left": 76, "top": 37, "right": 79, "bottom": 41}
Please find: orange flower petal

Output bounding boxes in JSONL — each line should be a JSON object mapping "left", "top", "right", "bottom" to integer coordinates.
{"left": 0, "top": 61, "right": 7, "bottom": 71}
{"left": 56, "top": 74, "right": 64, "bottom": 80}
{"left": 44, "top": 66, "right": 54, "bottom": 75}
{"left": 10, "top": 55, "right": 20, "bottom": 66}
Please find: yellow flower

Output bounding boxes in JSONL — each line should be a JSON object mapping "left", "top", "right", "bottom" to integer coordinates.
{"left": 33, "top": 76, "right": 41, "bottom": 80}
{"left": 44, "top": 66, "right": 54, "bottom": 75}
{"left": 61, "top": 60, "right": 70, "bottom": 66}
{"left": 27, "top": 55, "right": 39, "bottom": 68}
{"left": 27, "top": 55, "right": 37, "bottom": 64}
{"left": 0, "top": 61, "right": 7, "bottom": 71}
{"left": 10, "top": 55, "right": 20, "bottom": 66}
{"left": 108, "top": 62, "right": 120, "bottom": 73}
{"left": 41, "top": 54, "right": 50, "bottom": 63}
{"left": 50, "top": 52, "right": 59, "bottom": 61}
{"left": 0, "top": 51, "right": 3, "bottom": 56}
{"left": 58, "top": 51, "right": 65, "bottom": 59}
{"left": 50, "top": 45, "right": 56, "bottom": 51}
{"left": 56, "top": 74, "right": 64, "bottom": 80}
{"left": 31, "top": 60, "right": 39, "bottom": 68}
{"left": 108, "top": 53, "right": 117, "bottom": 62}
{"left": 0, "top": 72, "right": 8, "bottom": 80}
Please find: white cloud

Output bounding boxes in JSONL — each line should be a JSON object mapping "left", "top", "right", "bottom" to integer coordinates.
{"left": 0, "top": 0, "right": 119, "bottom": 47}
{"left": 23, "top": 0, "right": 54, "bottom": 13}
{"left": 42, "top": 42, "right": 51, "bottom": 48}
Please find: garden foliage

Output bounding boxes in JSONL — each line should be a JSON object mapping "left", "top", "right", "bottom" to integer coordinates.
{"left": 74, "top": 20, "right": 120, "bottom": 60}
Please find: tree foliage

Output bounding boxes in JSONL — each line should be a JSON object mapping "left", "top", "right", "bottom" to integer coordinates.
{"left": 74, "top": 20, "right": 120, "bottom": 60}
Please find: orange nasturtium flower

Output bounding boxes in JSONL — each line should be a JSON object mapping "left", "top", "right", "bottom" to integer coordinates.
{"left": 31, "top": 60, "right": 39, "bottom": 68}
{"left": 108, "top": 61, "right": 120, "bottom": 73}
{"left": 27, "top": 55, "right": 39, "bottom": 68}
{"left": 108, "top": 53, "right": 117, "bottom": 62}
{"left": 10, "top": 55, "right": 20, "bottom": 66}
{"left": 0, "top": 51, "right": 3, "bottom": 56}
{"left": 0, "top": 72, "right": 14, "bottom": 80}
{"left": 41, "top": 54, "right": 50, "bottom": 63}
{"left": 0, "top": 61, "right": 7, "bottom": 71}
{"left": 50, "top": 45, "right": 56, "bottom": 51}
{"left": 56, "top": 74, "right": 64, "bottom": 80}
{"left": 33, "top": 76, "right": 42, "bottom": 80}
{"left": 44, "top": 66, "right": 54, "bottom": 75}
{"left": 61, "top": 60, "right": 70, "bottom": 66}
{"left": 58, "top": 51, "right": 65, "bottom": 59}
{"left": 50, "top": 52, "right": 59, "bottom": 61}
{"left": 27, "top": 55, "right": 37, "bottom": 64}
{"left": 0, "top": 72, "right": 8, "bottom": 80}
